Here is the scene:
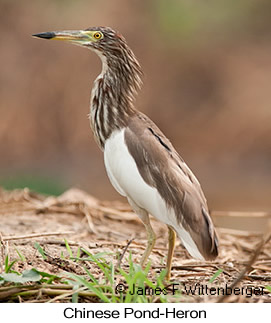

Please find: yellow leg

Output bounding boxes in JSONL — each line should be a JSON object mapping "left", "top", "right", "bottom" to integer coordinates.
{"left": 127, "top": 198, "right": 156, "bottom": 267}
{"left": 165, "top": 226, "right": 176, "bottom": 281}
{"left": 140, "top": 218, "right": 156, "bottom": 267}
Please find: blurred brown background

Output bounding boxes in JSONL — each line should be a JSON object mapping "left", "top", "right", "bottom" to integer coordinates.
{"left": 0, "top": 0, "right": 271, "bottom": 211}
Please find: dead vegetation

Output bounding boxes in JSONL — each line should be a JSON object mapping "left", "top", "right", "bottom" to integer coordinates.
{"left": 0, "top": 187, "right": 270, "bottom": 303}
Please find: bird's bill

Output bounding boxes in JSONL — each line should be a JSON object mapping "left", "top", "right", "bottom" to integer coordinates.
{"left": 32, "top": 30, "right": 92, "bottom": 44}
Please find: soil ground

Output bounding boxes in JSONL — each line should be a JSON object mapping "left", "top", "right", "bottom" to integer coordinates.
{"left": 0, "top": 187, "right": 270, "bottom": 302}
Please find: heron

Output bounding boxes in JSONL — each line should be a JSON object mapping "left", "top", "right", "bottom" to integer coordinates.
{"left": 33, "top": 27, "right": 218, "bottom": 280}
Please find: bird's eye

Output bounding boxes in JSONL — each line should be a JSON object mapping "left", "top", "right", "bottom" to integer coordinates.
{"left": 93, "top": 32, "right": 102, "bottom": 40}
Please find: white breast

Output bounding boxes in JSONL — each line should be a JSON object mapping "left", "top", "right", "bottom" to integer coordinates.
{"left": 104, "top": 129, "right": 204, "bottom": 260}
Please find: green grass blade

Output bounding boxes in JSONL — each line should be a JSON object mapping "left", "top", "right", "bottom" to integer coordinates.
{"left": 34, "top": 242, "right": 47, "bottom": 260}
{"left": 4, "top": 255, "right": 9, "bottom": 273}
{"left": 110, "top": 262, "right": 117, "bottom": 302}
{"left": 76, "top": 247, "right": 81, "bottom": 262}
{"left": 209, "top": 268, "right": 223, "bottom": 283}
{"left": 68, "top": 274, "right": 111, "bottom": 303}
{"left": 83, "top": 266, "right": 99, "bottom": 284}
{"left": 72, "top": 284, "right": 79, "bottom": 303}
{"left": 14, "top": 247, "right": 26, "bottom": 262}
{"left": 64, "top": 239, "right": 73, "bottom": 258}
{"left": 31, "top": 268, "right": 61, "bottom": 283}
{"left": 5, "top": 256, "right": 18, "bottom": 274}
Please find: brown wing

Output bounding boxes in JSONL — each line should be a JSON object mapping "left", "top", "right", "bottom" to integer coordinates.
{"left": 125, "top": 112, "right": 218, "bottom": 259}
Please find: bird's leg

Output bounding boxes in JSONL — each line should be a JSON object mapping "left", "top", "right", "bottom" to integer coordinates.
{"left": 165, "top": 226, "right": 176, "bottom": 281}
{"left": 139, "top": 215, "right": 156, "bottom": 267}
{"left": 127, "top": 198, "right": 156, "bottom": 267}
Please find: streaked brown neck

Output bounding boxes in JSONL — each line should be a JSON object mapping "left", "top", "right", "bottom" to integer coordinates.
{"left": 89, "top": 46, "right": 142, "bottom": 150}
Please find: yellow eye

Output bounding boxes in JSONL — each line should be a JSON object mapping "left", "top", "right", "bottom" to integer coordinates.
{"left": 93, "top": 32, "right": 102, "bottom": 40}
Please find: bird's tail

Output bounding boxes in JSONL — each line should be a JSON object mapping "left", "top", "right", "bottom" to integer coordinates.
{"left": 200, "top": 207, "right": 219, "bottom": 260}
{"left": 175, "top": 207, "right": 218, "bottom": 261}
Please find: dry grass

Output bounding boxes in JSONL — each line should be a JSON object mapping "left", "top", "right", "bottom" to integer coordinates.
{"left": 0, "top": 187, "right": 270, "bottom": 303}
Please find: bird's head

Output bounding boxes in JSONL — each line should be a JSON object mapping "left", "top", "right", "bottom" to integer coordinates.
{"left": 33, "top": 26, "right": 129, "bottom": 57}
{"left": 33, "top": 26, "right": 142, "bottom": 96}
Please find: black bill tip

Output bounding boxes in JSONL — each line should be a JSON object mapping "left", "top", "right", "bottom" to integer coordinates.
{"left": 32, "top": 32, "right": 55, "bottom": 39}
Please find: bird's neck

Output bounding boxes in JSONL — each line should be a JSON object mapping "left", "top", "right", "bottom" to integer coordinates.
{"left": 89, "top": 49, "right": 142, "bottom": 150}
